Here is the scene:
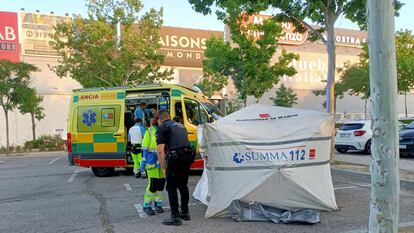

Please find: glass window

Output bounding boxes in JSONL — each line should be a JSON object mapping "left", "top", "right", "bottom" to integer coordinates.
{"left": 339, "top": 123, "right": 364, "bottom": 131}
{"left": 77, "top": 105, "right": 121, "bottom": 132}
{"left": 184, "top": 99, "right": 208, "bottom": 126}
{"left": 201, "top": 102, "right": 224, "bottom": 120}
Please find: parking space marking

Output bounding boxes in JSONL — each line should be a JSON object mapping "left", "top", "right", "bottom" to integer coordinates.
{"left": 0, "top": 161, "right": 5, "bottom": 164}
{"left": 67, "top": 169, "right": 81, "bottom": 183}
{"left": 124, "top": 183, "right": 132, "bottom": 191}
{"left": 134, "top": 204, "right": 148, "bottom": 218}
{"left": 334, "top": 184, "right": 371, "bottom": 190}
{"left": 163, "top": 202, "right": 198, "bottom": 210}
{"left": 48, "top": 157, "right": 60, "bottom": 165}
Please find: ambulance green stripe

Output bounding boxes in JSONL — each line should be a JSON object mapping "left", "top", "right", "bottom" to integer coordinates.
{"left": 93, "top": 134, "right": 116, "bottom": 142}
{"left": 75, "top": 143, "right": 94, "bottom": 153}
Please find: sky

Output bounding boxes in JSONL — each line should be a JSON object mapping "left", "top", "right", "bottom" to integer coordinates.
{"left": 0, "top": 0, "right": 413, "bottom": 32}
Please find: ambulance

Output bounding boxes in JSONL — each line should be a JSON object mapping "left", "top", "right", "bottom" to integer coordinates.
{"left": 67, "top": 83, "right": 223, "bottom": 177}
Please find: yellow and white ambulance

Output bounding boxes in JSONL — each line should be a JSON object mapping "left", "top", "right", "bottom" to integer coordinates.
{"left": 67, "top": 83, "right": 223, "bottom": 176}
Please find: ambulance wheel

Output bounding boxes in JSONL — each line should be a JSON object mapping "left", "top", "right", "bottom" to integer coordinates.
{"left": 91, "top": 167, "right": 115, "bottom": 177}
{"left": 124, "top": 167, "right": 134, "bottom": 175}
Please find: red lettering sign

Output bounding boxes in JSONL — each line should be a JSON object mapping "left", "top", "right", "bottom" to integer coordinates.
{"left": 0, "top": 12, "right": 19, "bottom": 62}
{"left": 80, "top": 94, "right": 99, "bottom": 100}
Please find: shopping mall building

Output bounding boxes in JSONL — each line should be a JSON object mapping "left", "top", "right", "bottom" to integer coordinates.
{"left": 0, "top": 11, "right": 412, "bottom": 146}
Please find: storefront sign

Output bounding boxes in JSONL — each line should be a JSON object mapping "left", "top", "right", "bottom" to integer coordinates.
{"left": 20, "top": 12, "right": 69, "bottom": 57}
{"left": 158, "top": 26, "right": 223, "bottom": 68}
{"left": 242, "top": 14, "right": 308, "bottom": 46}
{"left": 0, "top": 12, "right": 19, "bottom": 62}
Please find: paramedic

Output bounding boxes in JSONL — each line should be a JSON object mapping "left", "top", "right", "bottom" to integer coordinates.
{"left": 140, "top": 116, "right": 165, "bottom": 216}
{"left": 129, "top": 118, "right": 144, "bottom": 178}
{"left": 157, "top": 110, "right": 195, "bottom": 226}
{"left": 134, "top": 102, "right": 152, "bottom": 126}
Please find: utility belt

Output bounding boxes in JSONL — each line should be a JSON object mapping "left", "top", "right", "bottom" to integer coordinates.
{"left": 131, "top": 144, "right": 142, "bottom": 154}
{"left": 166, "top": 147, "right": 195, "bottom": 164}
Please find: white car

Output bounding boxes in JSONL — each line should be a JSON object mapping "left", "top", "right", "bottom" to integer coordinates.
{"left": 335, "top": 120, "right": 372, "bottom": 154}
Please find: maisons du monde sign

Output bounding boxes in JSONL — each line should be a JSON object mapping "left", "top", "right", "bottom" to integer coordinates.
{"left": 157, "top": 26, "right": 223, "bottom": 68}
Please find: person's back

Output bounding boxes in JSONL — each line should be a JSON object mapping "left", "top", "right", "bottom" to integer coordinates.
{"left": 128, "top": 119, "right": 144, "bottom": 178}
{"left": 157, "top": 110, "right": 194, "bottom": 226}
{"left": 160, "top": 120, "right": 190, "bottom": 150}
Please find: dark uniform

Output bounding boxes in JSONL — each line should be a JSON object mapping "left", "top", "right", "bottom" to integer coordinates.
{"left": 156, "top": 119, "right": 194, "bottom": 220}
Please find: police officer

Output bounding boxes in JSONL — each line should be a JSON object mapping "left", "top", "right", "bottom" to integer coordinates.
{"left": 157, "top": 110, "right": 195, "bottom": 226}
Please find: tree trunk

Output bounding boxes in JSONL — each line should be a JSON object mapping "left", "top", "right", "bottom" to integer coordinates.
{"left": 365, "top": 98, "right": 368, "bottom": 119}
{"left": 3, "top": 109, "right": 9, "bottom": 154}
{"left": 367, "top": 1, "right": 400, "bottom": 232}
{"left": 404, "top": 91, "right": 408, "bottom": 118}
{"left": 31, "top": 112, "right": 36, "bottom": 141}
{"left": 325, "top": 10, "right": 337, "bottom": 114}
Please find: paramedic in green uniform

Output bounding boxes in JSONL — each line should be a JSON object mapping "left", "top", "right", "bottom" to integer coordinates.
{"left": 140, "top": 115, "right": 165, "bottom": 215}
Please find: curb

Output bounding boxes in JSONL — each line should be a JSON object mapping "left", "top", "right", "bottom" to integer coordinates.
{"left": 0, "top": 151, "right": 66, "bottom": 157}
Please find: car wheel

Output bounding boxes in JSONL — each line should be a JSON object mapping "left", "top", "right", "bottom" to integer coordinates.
{"left": 91, "top": 167, "right": 115, "bottom": 177}
{"left": 364, "top": 140, "right": 372, "bottom": 155}
{"left": 336, "top": 148, "right": 348, "bottom": 153}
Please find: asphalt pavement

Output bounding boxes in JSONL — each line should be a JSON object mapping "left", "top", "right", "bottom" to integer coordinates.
{"left": 0, "top": 152, "right": 413, "bottom": 233}
{"left": 335, "top": 152, "right": 414, "bottom": 170}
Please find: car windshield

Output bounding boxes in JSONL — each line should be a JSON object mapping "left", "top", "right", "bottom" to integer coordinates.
{"left": 339, "top": 123, "right": 364, "bottom": 131}
{"left": 201, "top": 102, "right": 224, "bottom": 120}
{"left": 405, "top": 122, "right": 414, "bottom": 129}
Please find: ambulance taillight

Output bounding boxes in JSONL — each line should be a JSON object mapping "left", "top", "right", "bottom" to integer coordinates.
{"left": 67, "top": 133, "right": 72, "bottom": 152}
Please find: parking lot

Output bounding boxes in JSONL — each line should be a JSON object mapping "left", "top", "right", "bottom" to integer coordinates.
{"left": 1, "top": 152, "right": 414, "bottom": 233}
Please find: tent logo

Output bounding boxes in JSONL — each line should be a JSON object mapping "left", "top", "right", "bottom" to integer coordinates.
{"left": 233, "top": 153, "right": 244, "bottom": 164}
{"left": 259, "top": 113, "right": 270, "bottom": 119}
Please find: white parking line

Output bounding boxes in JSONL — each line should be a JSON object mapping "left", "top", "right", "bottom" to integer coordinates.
{"left": 334, "top": 184, "right": 371, "bottom": 190}
{"left": 134, "top": 204, "right": 148, "bottom": 218}
{"left": 0, "top": 161, "right": 5, "bottom": 164}
{"left": 163, "top": 203, "right": 198, "bottom": 210}
{"left": 124, "top": 183, "right": 132, "bottom": 191}
{"left": 48, "top": 157, "right": 60, "bottom": 165}
{"left": 67, "top": 169, "right": 81, "bottom": 183}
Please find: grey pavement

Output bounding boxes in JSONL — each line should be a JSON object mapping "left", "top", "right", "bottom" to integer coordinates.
{"left": 335, "top": 152, "right": 414, "bottom": 171}
{"left": 0, "top": 152, "right": 413, "bottom": 233}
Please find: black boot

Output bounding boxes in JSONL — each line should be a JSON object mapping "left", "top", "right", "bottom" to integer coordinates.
{"left": 162, "top": 215, "right": 182, "bottom": 226}
{"left": 155, "top": 206, "right": 164, "bottom": 213}
{"left": 180, "top": 212, "right": 191, "bottom": 221}
{"left": 143, "top": 207, "right": 155, "bottom": 216}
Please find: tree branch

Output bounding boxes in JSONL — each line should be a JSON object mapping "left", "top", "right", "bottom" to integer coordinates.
{"left": 95, "top": 75, "right": 113, "bottom": 86}
{"left": 288, "top": 14, "right": 327, "bottom": 44}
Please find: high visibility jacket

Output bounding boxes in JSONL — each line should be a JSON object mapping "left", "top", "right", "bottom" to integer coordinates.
{"left": 140, "top": 126, "right": 160, "bottom": 171}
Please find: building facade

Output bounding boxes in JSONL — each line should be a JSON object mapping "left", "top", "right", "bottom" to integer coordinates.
{"left": 0, "top": 11, "right": 412, "bottom": 146}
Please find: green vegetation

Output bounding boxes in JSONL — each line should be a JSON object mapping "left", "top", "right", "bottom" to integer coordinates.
{"left": 0, "top": 60, "right": 40, "bottom": 154}
{"left": 191, "top": 2, "right": 297, "bottom": 103}
{"left": 50, "top": 0, "right": 173, "bottom": 87}
{"left": 270, "top": 84, "right": 298, "bottom": 107}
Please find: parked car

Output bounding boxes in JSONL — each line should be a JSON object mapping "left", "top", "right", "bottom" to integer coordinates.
{"left": 399, "top": 121, "right": 414, "bottom": 157}
{"left": 335, "top": 120, "right": 372, "bottom": 154}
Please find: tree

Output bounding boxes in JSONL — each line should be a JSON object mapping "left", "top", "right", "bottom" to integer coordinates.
{"left": 196, "top": 7, "right": 298, "bottom": 103}
{"left": 313, "top": 81, "right": 348, "bottom": 112}
{"left": 367, "top": 0, "right": 399, "bottom": 231}
{"left": 270, "top": 84, "right": 297, "bottom": 107}
{"left": 226, "top": 97, "right": 244, "bottom": 115}
{"left": 336, "top": 32, "right": 414, "bottom": 116}
{"left": 17, "top": 87, "right": 45, "bottom": 141}
{"left": 189, "top": 0, "right": 402, "bottom": 113}
{"left": 396, "top": 30, "right": 414, "bottom": 117}
{"left": 50, "top": 0, "right": 173, "bottom": 87}
{"left": 0, "top": 60, "right": 38, "bottom": 153}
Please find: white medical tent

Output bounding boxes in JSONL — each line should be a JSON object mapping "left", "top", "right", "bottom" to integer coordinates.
{"left": 194, "top": 104, "right": 338, "bottom": 218}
